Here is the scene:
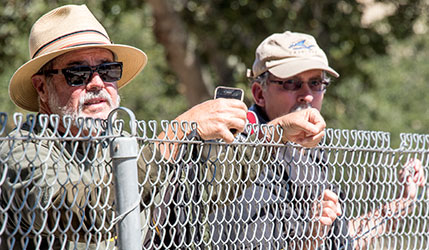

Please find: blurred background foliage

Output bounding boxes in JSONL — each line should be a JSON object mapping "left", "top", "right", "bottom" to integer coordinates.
{"left": 1, "top": 0, "right": 428, "bottom": 146}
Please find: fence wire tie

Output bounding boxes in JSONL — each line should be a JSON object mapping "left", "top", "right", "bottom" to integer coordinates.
{"left": 111, "top": 199, "right": 141, "bottom": 226}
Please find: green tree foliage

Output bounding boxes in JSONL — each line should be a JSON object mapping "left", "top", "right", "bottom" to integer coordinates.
{"left": 175, "top": 1, "right": 388, "bottom": 88}
{"left": 324, "top": 34, "right": 429, "bottom": 146}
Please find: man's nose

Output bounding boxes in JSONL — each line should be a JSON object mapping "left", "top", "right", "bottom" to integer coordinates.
{"left": 297, "top": 83, "right": 314, "bottom": 103}
{"left": 86, "top": 72, "right": 104, "bottom": 91}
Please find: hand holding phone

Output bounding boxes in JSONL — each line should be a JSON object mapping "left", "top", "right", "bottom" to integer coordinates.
{"left": 214, "top": 86, "right": 244, "bottom": 135}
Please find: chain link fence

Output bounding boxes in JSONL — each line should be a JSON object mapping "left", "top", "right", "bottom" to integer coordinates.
{"left": 0, "top": 109, "right": 427, "bottom": 250}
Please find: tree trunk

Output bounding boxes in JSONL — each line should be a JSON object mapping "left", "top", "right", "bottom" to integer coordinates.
{"left": 144, "top": 0, "right": 211, "bottom": 107}
{"left": 203, "top": 37, "right": 234, "bottom": 87}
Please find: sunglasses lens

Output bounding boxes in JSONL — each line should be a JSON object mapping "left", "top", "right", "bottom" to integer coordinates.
{"left": 98, "top": 63, "right": 122, "bottom": 82}
{"left": 63, "top": 66, "right": 91, "bottom": 86}
{"left": 61, "top": 62, "right": 123, "bottom": 86}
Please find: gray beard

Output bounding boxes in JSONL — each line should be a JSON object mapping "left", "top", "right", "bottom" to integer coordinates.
{"left": 48, "top": 90, "right": 120, "bottom": 121}
{"left": 290, "top": 103, "right": 312, "bottom": 113}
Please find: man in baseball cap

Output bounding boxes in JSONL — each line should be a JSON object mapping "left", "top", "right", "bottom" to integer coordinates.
{"left": 246, "top": 30, "right": 345, "bottom": 249}
{"left": 212, "top": 30, "right": 425, "bottom": 250}
{"left": 247, "top": 30, "right": 338, "bottom": 121}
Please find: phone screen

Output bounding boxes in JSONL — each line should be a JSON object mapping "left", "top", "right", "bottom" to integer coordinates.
{"left": 214, "top": 86, "right": 244, "bottom": 101}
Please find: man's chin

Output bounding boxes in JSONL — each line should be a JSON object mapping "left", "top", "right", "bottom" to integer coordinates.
{"left": 81, "top": 106, "right": 115, "bottom": 120}
{"left": 80, "top": 111, "right": 111, "bottom": 120}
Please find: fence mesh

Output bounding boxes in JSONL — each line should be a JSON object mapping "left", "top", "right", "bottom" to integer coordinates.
{"left": 0, "top": 112, "right": 427, "bottom": 250}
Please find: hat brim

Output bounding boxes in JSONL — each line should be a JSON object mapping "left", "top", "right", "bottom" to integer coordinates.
{"left": 268, "top": 58, "right": 339, "bottom": 79}
{"left": 9, "top": 44, "right": 147, "bottom": 112}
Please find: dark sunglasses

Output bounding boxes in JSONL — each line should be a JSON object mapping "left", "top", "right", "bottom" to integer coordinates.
{"left": 269, "top": 78, "right": 329, "bottom": 92}
{"left": 37, "top": 62, "right": 123, "bottom": 86}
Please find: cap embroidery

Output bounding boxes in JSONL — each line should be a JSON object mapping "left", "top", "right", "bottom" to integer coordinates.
{"left": 288, "top": 40, "right": 314, "bottom": 50}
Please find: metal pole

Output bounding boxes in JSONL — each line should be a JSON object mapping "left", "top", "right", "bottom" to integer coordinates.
{"left": 111, "top": 136, "right": 142, "bottom": 250}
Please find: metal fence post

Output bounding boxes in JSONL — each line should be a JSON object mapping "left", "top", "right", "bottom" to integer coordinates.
{"left": 111, "top": 136, "right": 141, "bottom": 250}
{"left": 108, "top": 107, "right": 142, "bottom": 250}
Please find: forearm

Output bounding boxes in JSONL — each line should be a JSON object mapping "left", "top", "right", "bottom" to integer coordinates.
{"left": 349, "top": 198, "right": 414, "bottom": 249}
{"left": 303, "top": 221, "right": 332, "bottom": 250}
{"left": 288, "top": 233, "right": 326, "bottom": 250}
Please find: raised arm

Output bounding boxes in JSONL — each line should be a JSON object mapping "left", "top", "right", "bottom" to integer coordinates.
{"left": 348, "top": 159, "right": 426, "bottom": 249}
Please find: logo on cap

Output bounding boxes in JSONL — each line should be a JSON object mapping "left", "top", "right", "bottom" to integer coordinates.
{"left": 289, "top": 39, "right": 314, "bottom": 50}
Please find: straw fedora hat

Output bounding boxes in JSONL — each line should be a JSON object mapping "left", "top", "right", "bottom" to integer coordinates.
{"left": 9, "top": 4, "right": 148, "bottom": 112}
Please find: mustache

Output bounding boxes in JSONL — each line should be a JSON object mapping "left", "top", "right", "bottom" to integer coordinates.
{"left": 290, "top": 103, "right": 312, "bottom": 113}
{"left": 79, "top": 90, "right": 114, "bottom": 108}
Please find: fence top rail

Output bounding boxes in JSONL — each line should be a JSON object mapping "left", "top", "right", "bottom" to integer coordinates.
{"left": 1, "top": 111, "right": 428, "bottom": 151}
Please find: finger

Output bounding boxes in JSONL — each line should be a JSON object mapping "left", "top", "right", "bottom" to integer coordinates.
{"left": 322, "top": 189, "right": 339, "bottom": 203}
{"left": 319, "top": 191, "right": 342, "bottom": 216}
{"left": 311, "top": 117, "right": 326, "bottom": 133}
{"left": 407, "top": 175, "right": 415, "bottom": 186}
{"left": 321, "top": 206, "right": 338, "bottom": 222}
{"left": 336, "top": 202, "right": 342, "bottom": 216}
{"left": 217, "top": 98, "right": 248, "bottom": 110}
{"left": 283, "top": 111, "right": 323, "bottom": 136}
{"left": 319, "top": 214, "right": 336, "bottom": 226}
{"left": 413, "top": 160, "right": 423, "bottom": 182}
{"left": 412, "top": 166, "right": 425, "bottom": 185}
{"left": 417, "top": 171, "right": 426, "bottom": 186}
{"left": 413, "top": 171, "right": 420, "bottom": 183}
{"left": 412, "top": 160, "right": 420, "bottom": 171}
{"left": 198, "top": 122, "right": 234, "bottom": 142}
{"left": 295, "top": 122, "right": 323, "bottom": 137}
{"left": 205, "top": 122, "right": 236, "bottom": 142}
{"left": 308, "top": 130, "right": 325, "bottom": 146}
{"left": 234, "top": 108, "right": 249, "bottom": 121}
{"left": 228, "top": 117, "right": 247, "bottom": 134}
{"left": 218, "top": 128, "right": 235, "bottom": 143}
{"left": 295, "top": 137, "right": 319, "bottom": 148}
{"left": 322, "top": 200, "right": 337, "bottom": 210}
{"left": 413, "top": 159, "right": 422, "bottom": 168}
{"left": 221, "top": 108, "right": 248, "bottom": 124}
{"left": 418, "top": 171, "right": 425, "bottom": 183}
{"left": 293, "top": 130, "right": 325, "bottom": 148}
{"left": 307, "top": 109, "right": 326, "bottom": 131}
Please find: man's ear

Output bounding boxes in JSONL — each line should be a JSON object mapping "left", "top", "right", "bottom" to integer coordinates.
{"left": 251, "top": 82, "right": 265, "bottom": 107}
{"left": 31, "top": 74, "right": 49, "bottom": 103}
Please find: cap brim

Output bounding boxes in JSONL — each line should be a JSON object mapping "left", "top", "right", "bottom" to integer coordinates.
{"left": 268, "top": 58, "right": 339, "bottom": 79}
{"left": 9, "top": 44, "right": 147, "bottom": 112}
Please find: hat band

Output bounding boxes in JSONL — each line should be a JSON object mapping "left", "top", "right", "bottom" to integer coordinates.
{"left": 32, "top": 30, "right": 111, "bottom": 59}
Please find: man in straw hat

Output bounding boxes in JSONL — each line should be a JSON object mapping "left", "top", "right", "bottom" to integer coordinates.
{"left": 1, "top": 5, "right": 328, "bottom": 250}
{"left": 211, "top": 31, "right": 426, "bottom": 249}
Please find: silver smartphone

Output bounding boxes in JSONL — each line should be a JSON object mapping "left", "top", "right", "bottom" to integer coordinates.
{"left": 214, "top": 86, "right": 244, "bottom": 135}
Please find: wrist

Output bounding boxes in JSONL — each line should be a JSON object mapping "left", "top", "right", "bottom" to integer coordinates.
{"left": 306, "top": 220, "right": 328, "bottom": 248}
